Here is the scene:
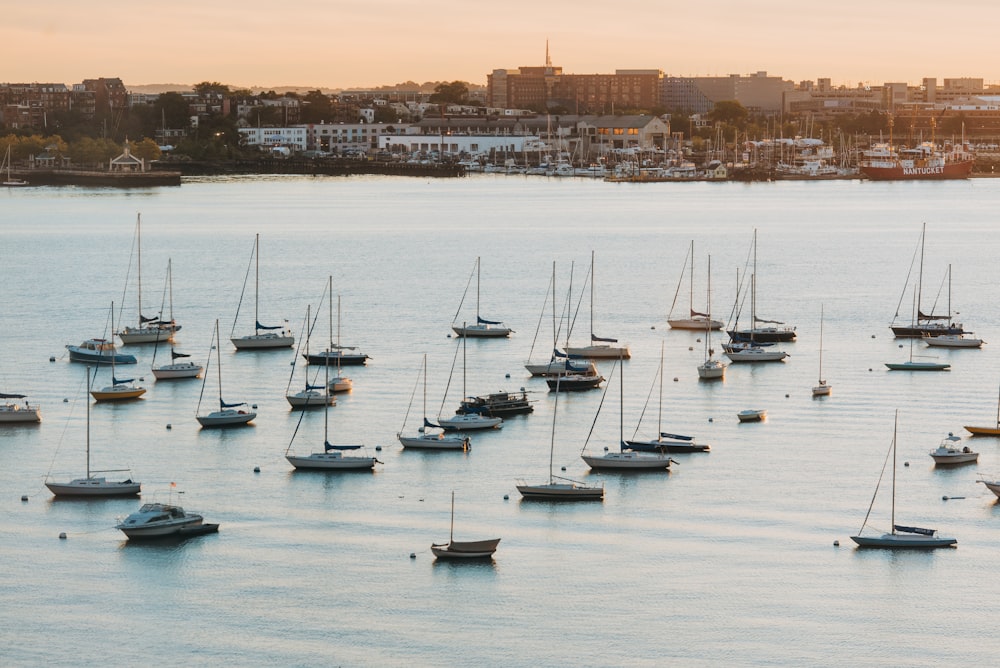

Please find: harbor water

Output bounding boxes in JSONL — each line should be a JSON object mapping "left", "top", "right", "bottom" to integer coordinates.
{"left": 2, "top": 174, "right": 1000, "bottom": 665}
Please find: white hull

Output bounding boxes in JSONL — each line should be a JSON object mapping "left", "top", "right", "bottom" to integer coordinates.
{"left": 812, "top": 382, "right": 831, "bottom": 396}
{"left": 452, "top": 324, "right": 512, "bottom": 338}
{"left": 725, "top": 346, "right": 788, "bottom": 362}
{"left": 286, "top": 390, "right": 335, "bottom": 408}
{"left": 45, "top": 477, "right": 140, "bottom": 497}
{"left": 581, "top": 451, "right": 672, "bottom": 470}
{"left": 152, "top": 363, "right": 203, "bottom": 379}
{"left": 0, "top": 404, "right": 41, "bottom": 423}
{"left": 738, "top": 409, "right": 766, "bottom": 422}
{"left": 197, "top": 409, "right": 256, "bottom": 427}
{"left": 118, "top": 325, "right": 180, "bottom": 344}
{"left": 119, "top": 518, "right": 203, "bottom": 538}
{"left": 397, "top": 432, "right": 470, "bottom": 450}
{"left": 115, "top": 503, "right": 203, "bottom": 538}
{"left": 668, "top": 317, "right": 723, "bottom": 330}
{"left": 931, "top": 453, "right": 979, "bottom": 465}
{"left": 524, "top": 359, "right": 598, "bottom": 377}
{"left": 977, "top": 479, "right": 1000, "bottom": 498}
{"left": 516, "top": 482, "right": 604, "bottom": 500}
{"left": 231, "top": 333, "right": 294, "bottom": 349}
{"left": 697, "top": 360, "right": 726, "bottom": 379}
{"left": 437, "top": 414, "right": 503, "bottom": 431}
{"left": 564, "top": 344, "right": 631, "bottom": 359}
{"left": 285, "top": 452, "right": 376, "bottom": 470}
{"left": 924, "top": 335, "right": 984, "bottom": 348}
{"left": 328, "top": 376, "right": 353, "bottom": 393}
{"left": 851, "top": 533, "right": 957, "bottom": 548}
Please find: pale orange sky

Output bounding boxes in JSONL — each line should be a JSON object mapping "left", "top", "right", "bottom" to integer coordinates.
{"left": 6, "top": 1, "right": 999, "bottom": 90}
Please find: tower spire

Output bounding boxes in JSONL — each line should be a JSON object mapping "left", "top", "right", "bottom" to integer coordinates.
{"left": 545, "top": 39, "right": 551, "bottom": 68}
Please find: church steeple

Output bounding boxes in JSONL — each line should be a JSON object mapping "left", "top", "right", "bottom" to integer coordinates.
{"left": 545, "top": 39, "right": 551, "bottom": 68}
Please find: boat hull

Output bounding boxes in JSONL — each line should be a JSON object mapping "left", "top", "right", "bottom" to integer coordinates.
{"left": 436, "top": 415, "right": 503, "bottom": 431}
{"left": 524, "top": 359, "right": 597, "bottom": 377}
{"left": 564, "top": 344, "right": 631, "bottom": 359}
{"left": 727, "top": 328, "right": 796, "bottom": 343}
{"left": 66, "top": 346, "right": 136, "bottom": 365}
{"left": 581, "top": 452, "right": 672, "bottom": 470}
{"left": 850, "top": 533, "right": 957, "bottom": 548}
{"left": 861, "top": 160, "right": 973, "bottom": 180}
{"left": 668, "top": 318, "right": 723, "bottom": 331}
{"left": 119, "top": 518, "right": 203, "bottom": 539}
{"left": 285, "top": 453, "right": 376, "bottom": 470}
{"left": 397, "top": 433, "right": 470, "bottom": 450}
{"left": 46, "top": 478, "right": 140, "bottom": 497}
{"left": 891, "top": 324, "right": 964, "bottom": 338}
{"left": 725, "top": 349, "right": 788, "bottom": 362}
{"left": 0, "top": 404, "right": 41, "bottom": 423}
{"left": 152, "top": 363, "right": 203, "bottom": 379}
{"left": 231, "top": 334, "right": 294, "bottom": 350}
{"left": 118, "top": 325, "right": 180, "bottom": 344}
{"left": 738, "top": 410, "right": 766, "bottom": 422}
{"left": 546, "top": 375, "right": 604, "bottom": 391}
{"left": 91, "top": 386, "right": 146, "bottom": 402}
{"left": 304, "top": 351, "right": 370, "bottom": 366}
{"left": 625, "top": 438, "right": 710, "bottom": 453}
{"left": 197, "top": 410, "right": 256, "bottom": 427}
{"left": 964, "top": 426, "right": 1000, "bottom": 436}
{"left": 452, "top": 324, "right": 511, "bottom": 338}
{"left": 931, "top": 453, "right": 979, "bottom": 465}
{"left": 885, "top": 362, "right": 950, "bottom": 371}
{"left": 516, "top": 482, "right": 604, "bottom": 500}
{"left": 697, "top": 361, "right": 726, "bottom": 379}
{"left": 431, "top": 539, "right": 500, "bottom": 559}
{"left": 286, "top": 390, "right": 335, "bottom": 408}
{"left": 924, "top": 336, "right": 983, "bottom": 348}
{"left": 977, "top": 480, "right": 1000, "bottom": 498}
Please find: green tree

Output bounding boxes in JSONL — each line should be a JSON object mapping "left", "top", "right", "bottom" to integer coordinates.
{"left": 429, "top": 81, "right": 469, "bottom": 104}
{"left": 194, "top": 81, "right": 231, "bottom": 97}
{"left": 300, "top": 90, "right": 334, "bottom": 124}
{"left": 130, "top": 138, "right": 162, "bottom": 162}
{"left": 707, "top": 100, "right": 748, "bottom": 126}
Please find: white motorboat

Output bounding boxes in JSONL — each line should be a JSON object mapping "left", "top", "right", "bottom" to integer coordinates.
{"left": 115, "top": 502, "right": 203, "bottom": 539}
{"left": 230, "top": 233, "right": 294, "bottom": 350}
{"left": 45, "top": 368, "right": 140, "bottom": 497}
{"left": 924, "top": 333, "right": 984, "bottom": 348}
{"left": 668, "top": 241, "right": 724, "bottom": 330}
{"left": 929, "top": 433, "right": 978, "bottom": 465}
{"left": 0, "top": 393, "right": 41, "bottom": 423}
{"left": 451, "top": 257, "right": 512, "bottom": 338}
{"left": 851, "top": 412, "right": 957, "bottom": 549}
{"left": 197, "top": 320, "right": 256, "bottom": 428}
{"left": 431, "top": 491, "right": 500, "bottom": 559}
{"left": 738, "top": 409, "right": 766, "bottom": 422}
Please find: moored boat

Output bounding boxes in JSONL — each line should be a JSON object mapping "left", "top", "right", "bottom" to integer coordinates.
{"left": 0, "top": 393, "right": 41, "bottom": 423}
{"left": 115, "top": 502, "right": 203, "bottom": 539}
{"left": 929, "top": 433, "right": 978, "bottom": 465}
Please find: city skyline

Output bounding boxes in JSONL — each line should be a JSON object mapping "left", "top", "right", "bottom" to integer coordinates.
{"left": 8, "top": 1, "right": 1000, "bottom": 90}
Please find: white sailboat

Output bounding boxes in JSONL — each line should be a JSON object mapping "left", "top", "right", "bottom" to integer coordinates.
{"left": 284, "top": 346, "right": 381, "bottom": 470}
{"left": 697, "top": 255, "right": 726, "bottom": 380}
{"left": 628, "top": 343, "right": 710, "bottom": 453}
{"left": 151, "top": 260, "right": 203, "bottom": 379}
{"left": 230, "top": 233, "right": 294, "bottom": 350}
{"left": 197, "top": 320, "right": 256, "bottom": 427}
{"left": 724, "top": 276, "right": 789, "bottom": 363}
{"left": 850, "top": 411, "right": 957, "bottom": 549}
{"left": 451, "top": 256, "right": 512, "bottom": 338}
{"left": 812, "top": 305, "right": 831, "bottom": 396}
{"left": 398, "top": 355, "right": 471, "bottom": 450}
{"left": 45, "top": 367, "right": 141, "bottom": 497}
{"left": 668, "top": 241, "right": 723, "bottom": 330}
{"left": 523, "top": 262, "right": 598, "bottom": 377}
{"left": 581, "top": 359, "right": 675, "bottom": 471}
{"left": 437, "top": 327, "right": 503, "bottom": 431}
{"left": 964, "top": 385, "right": 1000, "bottom": 436}
{"left": 118, "top": 214, "right": 181, "bottom": 344}
{"left": 516, "top": 373, "right": 604, "bottom": 500}
{"left": 286, "top": 303, "right": 335, "bottom": 409}
{"left": 565, "top": 251, "right": 630, "bottom": 359}
{"left": 886, "top": 288, "right": 950, "bottom": 371}
{"left": 2, "top": 144, "right": 28, "bottom": 186}
{"left": 90, "top": 302, "right": 146, "bottom": 402}
{"left": 430, "top": 491, "right": 500, "bottom": 559}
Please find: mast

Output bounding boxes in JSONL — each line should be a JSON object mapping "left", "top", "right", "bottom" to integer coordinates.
{"left": 657, "top": 341, "right": 664, "bottom": 438}
{"left": 818, "top": 304, "right": 824, "bottom": 382}
{"left": 324, "top": 307, "right": 330, "bottom": 446}
{"left": 891, "top": 411, "right": 898, "bottom": 535}
{"left": 449, "top": 490, "right": 455, "bottom": 544}
{"left": 136, "top": 213, "right": 143, "bottom": 329}
{"left": 705, "top": 255, "right": 713, "bottom": 359}
{"left": 551, "top": 261, "right": 557, "bottom": 350}
{"left": 476, "top": 256, "right": 481, "bottom": 322}
{"left": 688, "top": 241, "right": 695, "bottom": 317}
{"left": 85, "top": 366, "right": 92, "bottom": 478}
{"left": 589, "top": 250, "right": 595, "bottom": 339}
{"left": 254, "top": 234, "right": 261, "bottom": 335}
{"left": 422, "top": 354, "right": 428, "bottom": 420}
{"left": 215, "top": 320, "right": 223, "bottom": 407}
{"left": 167, "top": 258, "right": 174, "bottom": 331}
{"left": 917, "top": 223, "right": 925, "bottom": 320}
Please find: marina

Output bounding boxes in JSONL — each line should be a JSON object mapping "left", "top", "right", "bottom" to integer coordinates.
{"left": 4, "top": 174, "right": 1000, "bottom": 664}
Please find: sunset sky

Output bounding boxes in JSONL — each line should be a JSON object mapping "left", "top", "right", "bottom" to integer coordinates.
{"left": 7, "top": 1, "right": 999, "bottom": 90}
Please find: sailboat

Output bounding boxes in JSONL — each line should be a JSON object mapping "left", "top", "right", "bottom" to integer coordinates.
{"left": 964, "top": 385, "right": 1000, "bottom": 436}
{"left": 724, "top": 276, "right": 789, "bottom": 362}
{"left": 2, "top": 144, "right": 29, "bottom": 187}
{"left": 230, "top": 233, "right": 294, "bottom": 350}
{"left": 151, "top": 260, "right": 203, "bottom": 379}
{"left": 284, "top": 346, "right": 381, "bottom": 470}
{"left": 627, "top": 343, "right": 710, "bottom": 453}
{"left": 398, "top": 355, "right": 471, "bottom": 450}
{"left": 565, "top": 251, "right": 630, "bottom": 358}
{"left": 523, "top": 262, "right": 598, "bottom": 377}
{"left": 885, "top": 289, "right": 950, "bottom": 371}
{"left": 197, "top": 320, "right": 256, "bottom": 427}
{"left": 850, "top": 411, "right": 957, "bottom": 548}
{"left": 286, "top": 303, "right": 335, "bottom": 409}
{"left": 45, "top": 367, "right": 141, "bottom": 497}
{"left": 90, "top": 302, "right": 147, "bottom": 402}
{"left": 430, "top": 491, "right": 500, "bottom": 559}
{"left": 516, "top": 373, "right": 605, "bottom": 500}
{"left": 890, "top": 224, "right": 966, "bottom": 338}
{"left": 118, "top": 214, "right": 181, "bottom": 344}
{"left": 668, "top": 241, "right": 723, "bottom": 330}
{"left": 727, "top": 229, "right": 796, "bottom": 343}
{"left": 304, "top": 291, "right": 370, "bottom": 367}
{"left": 437, "top": 327, "right": 503, "bottom": 431}
{"left": 812, "top": 305, "right": 831, "bottom": 396}
{"left": 697, "top": 255, "right": 726, "bottom": 379}
{"left": 581, "top": 359, "right": 675, "bottom": 470}
{"left": 451, "top": 256, "right": 512, "bottom": 338}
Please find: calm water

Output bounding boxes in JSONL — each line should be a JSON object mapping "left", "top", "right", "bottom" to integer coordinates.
{"left": 2, "top": 174, "right": 1000, "bottom": 665}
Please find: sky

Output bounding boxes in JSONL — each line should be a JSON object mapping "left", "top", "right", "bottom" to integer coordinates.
{"left": 6, "top": 1, "right": 999, "bottom": 90}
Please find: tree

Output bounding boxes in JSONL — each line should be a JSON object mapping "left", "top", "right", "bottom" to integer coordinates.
{"left": 194, "top": 81, "right": 231, "bottom": 97}
{"left": 130, "top": 138, "right": 162, "bottom": 162}
{"left": 429, "top": 81, "right": 469, "bottom": 104}
{"left": 708, "top": 100, "right": 748, "bottom": 126}
{"left": 300, "top": 90, "right": 334, "bottom": 124}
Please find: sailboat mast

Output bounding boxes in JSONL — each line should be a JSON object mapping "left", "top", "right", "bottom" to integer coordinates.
{"left": 688, "top": 241, "right": 695, "bottom": 318}
{"left": 85, "top": 366, "right": 92, "bottom": 478}
{"left": 449, "top": 490, "right": 455, "bottom": 543}
{"left": 891, "top": 411, "right": 898, "bottom": 535}
{"left": 215, "top": 320, "right": 223, "bottom": 406}
{"left": 657, "top": 342, "right": 663, "bottom": 438}
{"left": 818, "top": 304, "right": 824, "bottom": 381}
{"left": 167, "top": 258, "right": 174, "bottom": 328}
{"left": 551, "top": 261, "right": 557, "bottom": 349}
{"left": 422, "top": 354, "right": 428, "bottom": 419}
{"left": 254, "top": 233, "right": 261, "bottom": 335}
{"left": 136, "top": 214, "right": 142, "bottom": 328}
{"left": 917, "top": 223, "right": 926, "bottom": 319}
{"left": 589, "top": 250, "right": 595, "bottom": 339}
{"left": 476, "top": 256, "right": 481, "bottom": 322}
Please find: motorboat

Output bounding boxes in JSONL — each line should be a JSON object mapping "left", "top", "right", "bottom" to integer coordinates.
{"left": 0, "top": 393, "right": 41, "bottom": 423}
{"left": 924, "top": 334, "right": 984, "bottom": 348}
{"left": 115, "top": 502, "right": 203, "bottom": 539}
{"left": 929, "top": 433, "right": 978, "bottom": 465}
{"left": 738, "top": 409, "right": 766, "bottom": 423}
{"left": 66, "top": 339, "right": 136, "bottom": 365}
{"left": 458, "top": 390, "right": 533, "bottom": 418}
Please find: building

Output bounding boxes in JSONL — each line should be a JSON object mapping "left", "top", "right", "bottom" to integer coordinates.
{"left": 662, "top": 72, "right": 790, "bottom": 114}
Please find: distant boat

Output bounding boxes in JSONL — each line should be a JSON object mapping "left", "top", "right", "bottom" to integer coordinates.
{"left": 859, "top": 118, "right": 974, "bottom": 181}
{"left": 889, "top": 226, "right": 965, "bottom": 338}
{"left": 458, "top": 390, "right": 533, "bottom": 418}
{"left": 581, "top": 359, "right": 675, "bottom": 471}
{"left": 626, "top": 343, "right": 710, "bottom": 453}
{"left": 976, "top": 476, "right": 1000, "bottom": 499}
{"left": 545, "top": 373, "right": 604, "bottom": 392}
{"left": 517, "top": 372, "right": 604, "bottom": 501}
{"left": 565, "top": 251, "right": 630, "bottom": 359}
{"left": 0, "top": 392, "right": 41, "bottom": 424}
{"left": 929, "top": 432, "right": 978, "bottom": 466}
{"left": 230, "top": 233, "right": 294, "bottom": 350}
{"left": 885, "top": 286, "right": 950, "bottom": 371}
{"left": 436, "top": 328, "right": 503, "bottom": 431}
{"left": 2, "top": 144, "right": 28, "bottom": 186}
{"left": 851, "top": 411, "right": 957, "bottom": 549}
{"left": 115, "top": 502, "right": 205, "bottom": 539}
{"left": 150, "top": 260, "right": 203, "bottom": 380}
{"left": 286, "top": 303, "right": 335, "bottom": 409}
{"left": 696, "top": 255, "right": 726, "bottom": 380}
{"left": 397, "top": 354, "right": 471, "bottom": 451}
{"left": 727, "top": 230, "right": 796, "bottom": 343}
{"left": 524, "top": 262, "right": 598, "bottom": 377}
{"left": 90, "top": 302, "right": 146, "bottom": 402}
{"left": 924, "top": 333, "right": 984, "bottom": 348}
{"left": 196, "top": 320, "right": 256, "bottom": 427}
{"left": 304, "top": 288, "right": 370, "bottom": 368}
{"left": 117, "top": 214, "right": 181, "bottom": 344}
{"left": 812, "top": 305, "right": 831, "bottom": 397}
{"left": 45, "top": 367, "right": 140, "bottom": 497}
{"left": 430, "top": 491, "right": 500, "bottom": 560}
{"left": 965, "top": 385, "right": 1000, "bottom": 436}
{"left": 668, "top": 241, "right": 723, "bottom": 330}
{"left": 451, "top": 256, "right": 512, "bottom": 338}
{"left": 66, "top": 338, "right": 136, "bottom": 366}
{"left": 737, "top": 409, "right": 766, "bottom": 423}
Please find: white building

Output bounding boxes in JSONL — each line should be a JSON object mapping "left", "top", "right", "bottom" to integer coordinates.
{"left": 378, "top": 133, "right": 540, "bottom": 157}
{"left": 238, "top": 127, "right": 308, "bottom": 152}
